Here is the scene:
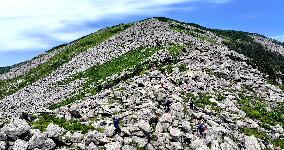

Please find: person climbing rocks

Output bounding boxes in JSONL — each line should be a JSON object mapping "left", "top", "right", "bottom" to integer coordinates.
{"left": 164, "top": 99, "right": 172, "bottom": 112}
{"left": 197, "top": 122, "right": 207, "bottom": 137}
{"left": 113, "top": 116, "right": 121, "bottom": 134}
{"left": 189, "top": 101, "right": 194, "bottom": 110}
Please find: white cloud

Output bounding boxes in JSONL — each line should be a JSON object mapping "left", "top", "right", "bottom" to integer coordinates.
{"left": 272, "top": 35, "right": 284, "bottom": 42}
{"left": 0, "top": 0, "right": 231, "bottom": 52}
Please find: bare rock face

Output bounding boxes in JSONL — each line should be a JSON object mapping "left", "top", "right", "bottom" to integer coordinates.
{"left": 0, "top": 18, "right": 284, "bottom": 150}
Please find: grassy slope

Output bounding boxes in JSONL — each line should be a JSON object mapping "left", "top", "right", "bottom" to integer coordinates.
{"left": 49, "top": 43, "right": 188, "bottom": 109}
{"left": 48, "top": 46, "right": 162, "bottom": 109}
{"left": 0, "top": 23, "right": 132, "bottom": 100}
{"left": 33, "top": 44, "right": 186, "bottom": 134}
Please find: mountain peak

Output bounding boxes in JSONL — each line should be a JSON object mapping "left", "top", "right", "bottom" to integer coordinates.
{"left": 0, "top": 17, "right": 284, "bottom": 150}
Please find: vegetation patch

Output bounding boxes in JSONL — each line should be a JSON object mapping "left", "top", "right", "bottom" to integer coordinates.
{"left": 240, "top": 127, "right": 284, "bottom": 149}
{"left": 273, "top": 139, "right": 284, "bottom": 149}
{"left": 49, "top": 46, "right": 162, "bottom": 109}
{"left": 29, "top": 113, "right": 94, "bottom": 134}
{"left": 238, "top": 93, "right": 284, "bottom": 127}
{"left": 0, "top": 66, "right": 13, "bottom": 74}
{"left": 211, "top": 29, "right": 284, "bottom": 85}
{"left": 167, "top": 44, "right": 185, "bottom": 59}
{"left": 186, "top": 93, "right": 223, "bottom": 113}
{"left": 240, "top": 127, "right": 271, "bottom": 142}
{"left": 170, "top": 24, "right": 217, "bottom": 44}
{"left": 50, "top": 44, "right": 187, "bottom": 109}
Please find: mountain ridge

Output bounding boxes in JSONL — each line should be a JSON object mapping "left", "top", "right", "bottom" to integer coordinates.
{"left": 0, "top": 17, "right": 283, "bottom": 150}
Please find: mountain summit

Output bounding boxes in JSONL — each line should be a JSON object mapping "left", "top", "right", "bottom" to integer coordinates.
{"left": 0, "top": 17, "right": 283, "bottom": 150}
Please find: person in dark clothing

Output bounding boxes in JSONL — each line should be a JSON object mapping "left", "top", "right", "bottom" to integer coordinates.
{"left": 189, "top": 101, "right": 194, "bottom": 110}
{"left": 197, "top": 123, "right": 207, "bottom": 137}
{"left": 113, "top": 117, "right": 121, "bottom": 134}
{"left": 164, "top": 100, "right": 172, "bottom": 112}
{"left": 149, "top": 117, "right": 158, "bottom": 127}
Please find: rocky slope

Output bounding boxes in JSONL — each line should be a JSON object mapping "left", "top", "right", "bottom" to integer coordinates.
{"left": 0, "top": 17, "right": 284, "bottom": 150}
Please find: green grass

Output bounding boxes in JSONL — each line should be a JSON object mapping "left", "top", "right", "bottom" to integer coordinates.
{"left": 29, "top": 113, "right": 94, "bottom": 134}
{"left": 273, "top": 139, "right": 284, "bottom": 149}
{"left": 48, "top": 92, "right": 86, "bottom": 110}
{"left": 240, "top": 127, "right": 271, "bottom": 142}
{"left": 178, "top": 64, "right": 188, "bottom": 72}
{"left": 0, "top": 23, "right": 132, "bottom": 100}
{"left": 279, "top": 84, "right": 284, "bottom": 92}
{"left": 49, "top": 46, "right": 161, "bottom": 109}
{"left": 240, "top": 127, "right": 284, "bottom": 149}
{"left": 238, "top": 93, "right": 284, "bottom": 127}
{"left": 185, "top": 93, "right": 223, "bottom": 113}
{"left": 168, "top": 44, "right": 185, "bottom": 59}
{"left": 50, "top": 44, "right": 187, "bottom": 109}
{"left": 170, "top": 24, "right": 217, "bottom": 44}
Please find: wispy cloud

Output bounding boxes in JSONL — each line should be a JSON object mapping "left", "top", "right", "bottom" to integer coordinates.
{"left": 0, "top": 0, "right": 231, "bottom": 52}
{"left": 272, "top": 35, "right": 284, "bottom": 42}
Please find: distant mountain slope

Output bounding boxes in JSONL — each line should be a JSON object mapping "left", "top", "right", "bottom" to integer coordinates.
{"left": 0, "top": 17, "right": 283, "bottom": 150}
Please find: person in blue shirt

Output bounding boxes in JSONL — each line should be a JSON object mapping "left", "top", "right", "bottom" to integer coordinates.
{"left": 113, "top": 116, "right": 121, "bottom": 134}
{"left": 197, "top": 122, "right": 207, "bottom": 137}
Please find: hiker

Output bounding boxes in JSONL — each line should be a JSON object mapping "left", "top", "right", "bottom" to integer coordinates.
{"left": 197, "top": 122, "right": 207, "bottom": 137}
{"left": 113, "top": 117, "right": 121, "bottom": 134}
{"left": 189, "top": 101, "right": 194, "bottom": 110}
{"left": 149, "top": 116, "right": 158, "bottom": 127}
{"left": 164, "top": 99, "right": 172, "bottom": 112}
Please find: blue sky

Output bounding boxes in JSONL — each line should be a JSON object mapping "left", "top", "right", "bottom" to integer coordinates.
{"left": 0, "top": 0, "right": 283, "bottom": 67}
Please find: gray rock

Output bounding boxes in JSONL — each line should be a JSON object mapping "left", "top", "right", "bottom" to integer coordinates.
{"left": 86, "top": 142, "right": 98, "bottom": 150}
{"left": 104, "top": 142, "right": 121, "bottom": 150}
{"left": 46, "top": 123, "right": 65, "bottom": 138}
{"left": 191, "top": 138, "right": 207, "bottom": 150}
{"left": 181, "top": 121, "right": 191, "bottom": 133}
{"left": 138, "top": 120, "right": 151, "bottom": 132}
{"left": 171, "top": 142, "right": 183, "bottom": 150}
{"left": 12, "top": 139, "right": 29, "bottom": 150}
{"left": 104, "top": 126, "right": 115, "bottom": 137}
{"left": 1, "top": 118, "right": 30, "bottom": 140}
{"left": 0, "top": 141, "right": 7, "bottom": 150}
{"left": 121, "top": 145, "right": 136, "bottom": 150}
{"left": 28, "top": 129, "right": 48, "bottom": 149}
{"left": 244, "top": 136, "right": 261, "bottom": 150}
{"left": 71, "top": 132, "right": 84, "bottom": 143}
{"left": 220, "top": 136, "right": 239, "bottom": 150}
